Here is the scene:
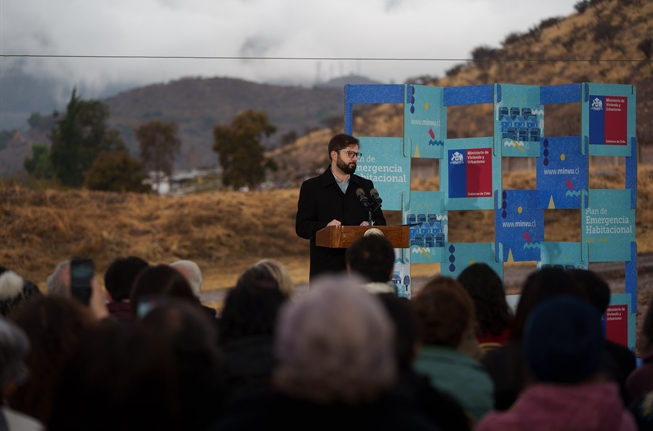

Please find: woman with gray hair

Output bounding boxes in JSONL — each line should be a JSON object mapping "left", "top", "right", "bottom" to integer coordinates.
{"left": 0, "top": 317, "right": 44, "bottom": 430}
{"left": 209, "top": 275, "right": 439, "bottom": 431}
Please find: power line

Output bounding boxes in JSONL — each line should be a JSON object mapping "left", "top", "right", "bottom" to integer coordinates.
{"left": 0, "top": 54, "right": 649, "bottom": 62}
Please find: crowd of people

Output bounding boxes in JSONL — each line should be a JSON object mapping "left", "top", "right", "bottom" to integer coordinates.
{"left": 0, "top": 234, "right": 650, "bottom": 430}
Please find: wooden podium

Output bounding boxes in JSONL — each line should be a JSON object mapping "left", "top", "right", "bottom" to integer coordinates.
{"left": 315, "top": 225, "right": 410, "bottom": 249}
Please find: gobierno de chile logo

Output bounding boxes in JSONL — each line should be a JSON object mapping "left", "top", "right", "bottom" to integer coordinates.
{"left": 450, "top": 151, "right": 464, "bottom": 165}
{"left": 591, "top": 97, "right": 603, "bottom": 111}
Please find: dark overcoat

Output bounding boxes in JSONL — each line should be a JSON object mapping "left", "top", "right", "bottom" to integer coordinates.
{"left": 295, "top": 165, "right": 386, "bottom": 280}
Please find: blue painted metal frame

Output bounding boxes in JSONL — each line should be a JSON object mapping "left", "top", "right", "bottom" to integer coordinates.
{"left": 344, "top": 84, "right": 403, "bottom": 135}
{"left": 342, "top": 83, "right": 638, "bottom": 320}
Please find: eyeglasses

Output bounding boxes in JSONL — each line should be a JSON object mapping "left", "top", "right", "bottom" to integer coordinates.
{"left": 339, "top": 150, "right": 362, "bottom": 159}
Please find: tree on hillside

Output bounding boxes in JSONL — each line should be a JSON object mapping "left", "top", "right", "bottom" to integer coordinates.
{"left": 212, "top": 110, "right": 277, "bottom": 189}
{"left": 136, "top": 120, "right": 182, "bottom": 190}
{"left": 49, "top": 89, "right": 126, "bottom": 187}
{"left": 23, "top": 144, "right": 53, "bottom": 179}
{"left": 84, "top": 151, "right": 150, "bottom": 193}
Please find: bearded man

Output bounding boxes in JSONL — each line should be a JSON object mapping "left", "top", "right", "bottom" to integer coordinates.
{"left": 295, "top": 133, "right": 386, "bottom": 280}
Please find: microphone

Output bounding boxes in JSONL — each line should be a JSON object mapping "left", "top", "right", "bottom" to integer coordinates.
{"left": 369, "top": 188, "right": 383, "bottom": 212}
{"left": 356, "top": 188, "right": 371, "bottom": 209}
{"left": 370, "top": 188, "right": 382, "bottom": 205}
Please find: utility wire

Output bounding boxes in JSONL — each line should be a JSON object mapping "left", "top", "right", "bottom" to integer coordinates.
{"left": 0, "top": 54, "right": 649, "bottom": 62}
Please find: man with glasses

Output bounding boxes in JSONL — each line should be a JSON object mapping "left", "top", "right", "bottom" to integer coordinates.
{"left": 296, "top": 133, "right": 386, "bottom": 281}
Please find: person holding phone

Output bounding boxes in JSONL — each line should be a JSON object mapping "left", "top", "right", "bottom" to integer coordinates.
{"left": 45, "top": 259, "right": 109, "bottom": 320}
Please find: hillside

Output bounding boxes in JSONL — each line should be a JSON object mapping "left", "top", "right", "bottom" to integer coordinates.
{"left": 267, "top": 0, "right": 652, "bottom": 179}
{"left": 104, "top": 77, "right": 345, "bottom": 168}
{"left": 0, "top": 76, "right": 346, "bottom": 176}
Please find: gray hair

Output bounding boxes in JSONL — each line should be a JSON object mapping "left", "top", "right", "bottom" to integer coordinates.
{"left": 46, "top": 261, "right": 70, "bottom": 296}
{"left": 274, "top": 274, "right": 395, "bottom": 405}
{"left": 255, "top": 259, "right": 295, "bottom": 298}
{"left": 170, "top": 260, "right": 203, "bottom": 296}
{"left": 0, "top": 271, "right": 24, "bottom": 301}
{"left": 0, "top": 316, "right": 30, "bottom": 389}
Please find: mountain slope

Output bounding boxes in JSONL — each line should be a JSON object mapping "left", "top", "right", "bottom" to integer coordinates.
{"left": 0, "top": 76, "right": 346, "bottom": 175}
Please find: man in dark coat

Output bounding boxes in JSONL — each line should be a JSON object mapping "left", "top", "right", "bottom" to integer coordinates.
{"left": 296, "top": 133, "right": 386, "bottom": 280}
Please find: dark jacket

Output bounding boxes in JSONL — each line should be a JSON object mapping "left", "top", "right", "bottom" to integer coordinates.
{"left": 211, "top": 389, "right": 440, "bottom": 431}
{"left": 222, "top": 335, "right": 276, "bottom": 401}
{"left": 296, "top": 166, "right": 386, "bottom": 280}
{"left": 391, "top": 369, "right": 471, "bottom": 431}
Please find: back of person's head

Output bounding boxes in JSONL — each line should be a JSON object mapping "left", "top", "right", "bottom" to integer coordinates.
{"left": 130, "top": 264, "right": 200, "bottom": 316}
{"left": 7, "top": 295, "right": 95, "bottom": 424}
{"left": 49, "top": 322, "right": 179, "bottom": 431}
{"left": 220, "top": 268, "right": 286, "bottom": 343}
{"left": 327, "top": 133, "right": 359, "bottom": 157}
{"left": 235, "top": 265, "right": 279, "bottom": 290}
{"left": 457, "top": 263, "right": 512, "bottom": 337}
{"left": 140, "top": 300, "right": 224, "bottom": 429}
{"left": 274, "top": 275, "right": 395, "bottom": 405}
{"left": 523, "top": 295, "right": 604, "bottom": 384}
{"left": 170, "top": 260, "right": 203, "bottom": 296}
{"left": 567, "top": 268, "right": 611, "bottom": 315}
{"left": 346, "top": 235, "right": 395, "bottom": 284}
{"left": 511, "top": 267, "right": 586, "bottom": 342}
{"left": 413, "top": 276, "right": 475, "bottom": 348}
{"left": 0, "top": 316, "right": 30, "bottom": 392}
{"left": 141, "top": 299, "right": 220, "bottom": 362}
{"left": 46, "top": 260, "right": 70, "bottom": 296}
{"left": 254, "top": 259, "right": 295, "bottom": 298}
{"left": 0, "top": 270, "right": 42, "bottom": 316}
{"left": 376, "top": 293, "right": 419, "bottom": 371}
{"left": 104, "top": 256, "right": 149, "bottom": 302}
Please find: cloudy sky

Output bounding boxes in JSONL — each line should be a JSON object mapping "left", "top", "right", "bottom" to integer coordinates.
{"left": 1, "top": 0, "right": 576, "bottom": 94}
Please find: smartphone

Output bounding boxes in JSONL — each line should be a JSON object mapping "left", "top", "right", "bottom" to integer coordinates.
{"left": 136, "top": 296, "right": 166, "bottom": 319}
{"left": 70, "top": 258, "right": 94, "bottom": 306}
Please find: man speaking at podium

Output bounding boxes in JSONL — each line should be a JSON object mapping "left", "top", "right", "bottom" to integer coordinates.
{"left": 296, "top": 133, "right": 386, "bottom": 280}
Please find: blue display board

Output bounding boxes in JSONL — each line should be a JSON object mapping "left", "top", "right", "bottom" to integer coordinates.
{"left": 343, "top": 82, "right": 638, "bottom": 318}
{"left": 356, "top": 137, "right": 409, "bottom": 211}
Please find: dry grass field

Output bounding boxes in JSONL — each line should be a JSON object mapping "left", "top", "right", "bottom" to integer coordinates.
{"left": 1, "top": 165, "right": 651, "bottom": 301}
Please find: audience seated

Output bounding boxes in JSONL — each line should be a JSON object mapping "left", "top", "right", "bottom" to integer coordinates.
{"left": 170, "top": 259, "right": 218, "bottom": 318}
{"left": 140, "top": 300, "right": 224, "bottom": 431}
{"left": 481, "top": 267, "right": 585, "bottom": 411}
{"left": 219, "top": 266, "right": 286, "bottom": 400}
{"left": 210, "top": 275, "right": 438, "bottom": 431}
{"left": 104, "top": 256, "right": 149, "bottom": 321}
{"left": 7, "top": 296, "right": 97, "bottom": 425}
{"left": 8, "top": 255, "right": 645, "bottom": 429}
{"left": 568, "top": 268, "right": 637, "bottom": 405}
{"left": 457, "top": 263, "right": 512, "bottom": 348}
{"left": 345, "top": 234, "right": 397, "bottom": 295}
{"left": 254, "top": 259, "right": 295, "bottom": 298}
{"left": 411, "top": 276, "right": 494, "bottom": 423}
{"left": 377, "top": 293, "right": 471, "bottom": 431}
{"left": 0, "top": 316, "right": 44, "bottom": 431}
{"left": 0, "top": 270, "right": 41, "bottom": 317}
{"left": 477, "top": 296, "right": 636, "bottom": 431}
